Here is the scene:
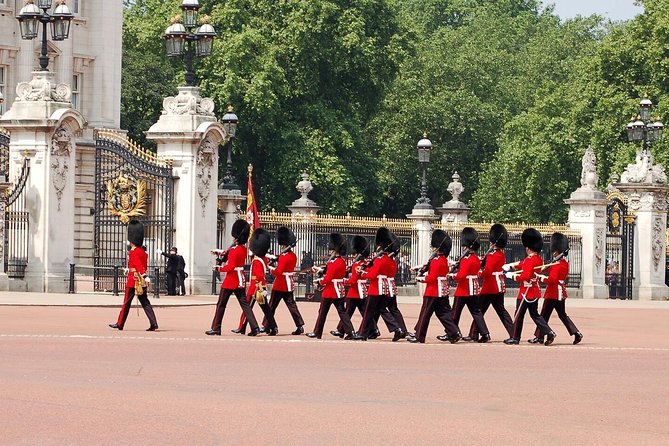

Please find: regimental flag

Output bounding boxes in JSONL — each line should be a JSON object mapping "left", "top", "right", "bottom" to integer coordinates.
{"left": 246, "top": 164, "right": 260, "bottom": 239}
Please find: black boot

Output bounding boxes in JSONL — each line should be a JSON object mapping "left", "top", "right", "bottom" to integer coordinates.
{"left": 544, "top": 331, "right": 556, "bottom": 346}
{"left": 205, "top": 329, "right": 221, "bottom": 336}
{"left": 330, "top": 330, "right": 344, "bottom": 338}
{"left": 247, "top": 328, "right": 261, "bottom": 337}
{"left": 503, "top": 338, "right": 519, "bottom": 345}
{"left": 292, "top": 326, "right": 304, "bottom": 335}
{"left": 573, "top": 332, "right": 583, "bottom": 345}
{"left": 109, "top": 323, "right": 123, "bottom": 331}
{"left": 477, "top": 333, "right": 491, "bottom": 343}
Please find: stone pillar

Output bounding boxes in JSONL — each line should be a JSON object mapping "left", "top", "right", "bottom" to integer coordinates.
{"left": 564, "top": 146, "right": 608, "bottom": 299}
{"left": 146, "top": 86, "right": 229, "bottom": 295}
{"left": 437, "top": 172, "right": 470, "bottom": 225}
{"left": 617, "top": 151, "right": 669, "bottom": 300}
{"left": 287, "top": 172, "right": 319, "bottom": 266}
{"left": 0, "top": 72, "right": 85, "bottom": 292}
{"left": 0, "top": 180, "right": 10, "bottom": 291}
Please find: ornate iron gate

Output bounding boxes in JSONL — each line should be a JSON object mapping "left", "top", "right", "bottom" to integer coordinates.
{"left": 94, "top": 129, "right": 174, "bottom": 293}
{"left": 606, "top": 192, "right": 635, "bottom": 299}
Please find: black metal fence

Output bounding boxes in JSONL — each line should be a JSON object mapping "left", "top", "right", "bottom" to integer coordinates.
{"left": 67, "top": 264, "right": 162, "bottom": 299}
{"left": 3, "top": 158, "right": 30, "bottom": 279}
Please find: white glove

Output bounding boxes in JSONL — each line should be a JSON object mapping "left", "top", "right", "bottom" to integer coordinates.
{"left": 502, "top": 264, "right": 511, "bottom": 272}
{"left": 123, "top": 267, "right": 129, "bottom": 275}
{"left": 156, "top": 249, "right": 163, "bottom": 256}
{"left": 416, "top": 276, "right": 425, "bottom": 283}
{"left": 504, "top": 271, "right": 515, "bottom": 279}
{"left": 144, "top": 276, "right": 151, "bottom": 284}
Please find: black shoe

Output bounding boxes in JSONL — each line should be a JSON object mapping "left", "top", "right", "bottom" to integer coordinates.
{"left": 461, "top": 336, "right": 476, "bottom": 342}
{"left": 109, "top": 323, "right": 122, "bottom": 331}
{"left": 352, "top": 334, "right": 367, "bottom": 341}
{"left": 527, "top": 337, "right": 544, "bottom": 344}
{"left": 392, "top": 329, "right": 405, "bottom": 342}
{"left": 368, "top": 330, "right": 380, "bottom": 340}
{"left": 449, "top": 332, "right": 462, "bottom": 344}
{"left": 544, "top": 331, "right": 556, "bottom": 346}
{"left": 258, "top": 327, "right": 266, "bottom": 333}
{"left": 292, "top": 326, "right": 304, "bottom": 335}
{"left": 267, "top": 328, "right": 278, "bottom": 336}
{"left": 205, "top": 329, "right": 221, "bottom": 336}
{"left": 247, "top": 328, "right": 260, "bottom": 337}
{"left": 408, "top": 337, "right": 423, "bottom": 343}
{"left": 231, "top": 328, "right": 244, "bottom": 335}
{"left": 306, "top": 332, "right": 320, "bottom": 339}
{"left": 477, "top": 334, "right": 491, "bottom": 343}
{"left": 503, "top": 338, "right": 519, "bottom": 345}
{"left": 573, "top": 332, "right": 583, "bottom": 345}
{"left": 146, "top": 325, "right": 158, "bottom": 332}
{"left": 436, "top": 334, "right": 450, "bottom": 342}
{"left": 330, "top": 330, "right": 344, "bottom": 338}
{"left": 344, "top": 332, "right": 356, "bottom": 340}
{"left": 402, "top": 331, "right": 412, "bottom": 339}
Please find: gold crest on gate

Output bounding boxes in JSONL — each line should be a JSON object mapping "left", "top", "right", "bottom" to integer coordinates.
{"left": 106, "top": 174, "right": 146, "bottom": 224}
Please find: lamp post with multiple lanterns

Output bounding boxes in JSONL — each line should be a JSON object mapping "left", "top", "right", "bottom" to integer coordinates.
{"left": 414, "top": 133, "right": 433, "bottom": 209}
{"left": 626, "top": 98, "right": 664, "bottom": 153}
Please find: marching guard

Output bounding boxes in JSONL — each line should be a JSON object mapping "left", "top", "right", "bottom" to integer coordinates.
{"left": 109, "top": 220, "right": 158, "bottom": 331}
{"left": 411, "top": 230, "right": 462, "bottom": 344}
{"left": 307, "top": 233, "right": 356, "bottom": 339}
{"left": 449, "top": 227, "right": 491, "bottom": 342}
{"left": 248, "top": 228, "right": 279, "bottom": 336}
{"left": 464, "top": 224, "right": 514, "bottom": 341}
{"left": 206, "top": 220, "right": 260, "bottom": 336}
{"left": 331, "top": 235, "right": 370, "bottom": 338}
{"left": 503, "top": 228, "right": 556, "bottom": 345}
{"left": 529, "top": 232, "right": 583, "bottom": 345}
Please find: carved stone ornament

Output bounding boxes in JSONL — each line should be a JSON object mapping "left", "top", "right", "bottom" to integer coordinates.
{"left": 16, "top": 71, "right": 71, "bottom": 103}
{"left": 447, "top": 171, "right": 464, "bottom": 202}
{"left": 50, "top": 126, "right": 73, "bottom": 210}
{"left": 595, "top": 228, "right": 604, "bottom": 273}
{"left": 106, "top": 173, "right": 146, "bottom": 224}
{"left": 162, "top": 86, "right": 215, "bottom": 116}
{"left": 652, "top": 216, "right": 663, "bottom": 271}
{"left": 196, "top": 137, "right": 217, "bottom": 216}
{"left": 620, "top": 151, "right": 668, "bottom": 184}
{"left": 580, "top": 146, "right": 598, "bottom": 189}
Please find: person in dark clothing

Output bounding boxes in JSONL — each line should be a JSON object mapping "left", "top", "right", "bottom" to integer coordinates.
{"left": 157, "top": 246, "right": 180, "bottom": 296}
{"left": 177, "top": 253, "right": 186, "bottom": 295}
{"left": 300, "top": 251, "right": 315, "bottom": 293}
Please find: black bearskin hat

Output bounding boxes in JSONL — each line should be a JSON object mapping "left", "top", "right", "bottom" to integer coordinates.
{"left": 388, "top": 232, "right": 401, "bottom": 255}
{"left": 489, "top": 224, "right": 508, "bottom": 249}
{"left": 329, "top": 233, "right": 347, "bottom": 255}
{"left": 375, "top": 227, "right": 393, "bottom": 250}
{"left": 276, "top": 226, "right": 297, "bottom": 246}
{"left": 461, "top": 227, "right": 480, "bottom": 251}
{"left": 351, "top": 235, "right": 370, "bottom": 257}
{"left": 522, "top": 228, "right": 543, "bottom": 253}
{"left": 231, "top": 220, "right": 251, "bottom": 244}
{"left": 431, "top": 230, "right": 452, "bottom": 256}
{"left": 550, "top": 232, "right": 569, "bottom": 255}
{"left": 128, "top": 220, "right": 144, "bottom": 247}
{"left": 249, "top": 228, "right": 272, "bottom": 258}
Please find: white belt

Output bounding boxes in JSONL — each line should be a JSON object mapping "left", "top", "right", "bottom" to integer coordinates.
{"left": 493, "top": 271, "right": 505, "bottom": 293}
{"left": 357, "top": 279, "right": 368, "bottom": 298}
{"left": 378, "top": 275, "right": 396, "bottom": 297}
{"left": 234, "top": 267, "right": 245, "bottom": 286}
{"left": 437, "top": 276, "right": 449, "bottom": 298}
{"left": 333, "top": 279, "right": 345, "bottom": 298}
{"left": 466, "top": 275, "right": 479, "bottom": 296}
{"left": 558, "top": 279, "right": 566, "bottom": 301}
{"left": 283, "top": 272, "right": 295, "bottom": 292}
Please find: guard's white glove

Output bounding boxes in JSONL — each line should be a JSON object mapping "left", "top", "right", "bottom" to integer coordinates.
{"left": 143, "top": 275, "right": 151, "bottom": 284}
{"left": 416, "top": 276, "right": 425, "bottom": 283}
{"left": 266, "top": 254, "right": 278, "bottom": 261}
{"left": 156, "top": 249, "right": 163, "bottom": 256}
{"left": 123, "top": 267, "right": 129, "bottom": 275}
{"left": 502, "top": 264, "right": 511, "bottom": 272}
{"left": 212, "top": 265, "right": 219, "bottom": 272}
{"left": 504, "top": 271, "right": 515, "bottom": 279}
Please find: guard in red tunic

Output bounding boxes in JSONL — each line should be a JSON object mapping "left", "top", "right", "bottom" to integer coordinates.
{"left": 450, "top": 227, "right": 490, "bottom": 342}
{"left": 266, "top": 226, "right": 305, "bottom": 335}
{"left": 109, "top": 220, "right": 158, "bottom": 331}
{"left": 206, "top": 220, "right": 260, "bottom": 336}
{"left": 330, "top": 235, "right": 370, "bottom": 338}
{"left": 503, "top": 228, "right": 556, "bottom": 345}
{"left": 464, "top": 224, "right": 514, "bottom": 341}
{"left": 247, "top": 228, "right": 278, "bottom": 336}
{"left": 307, "top": 233, "right": 356, "bottom": 339}
{"left": 529, "top": 232, "right": 583, "bottom": 345}
{"left": 410, "top": 230, "right": 461, "bottom": 344}
{"left": 354, "top": 227, "right": 404, "bottom": 341}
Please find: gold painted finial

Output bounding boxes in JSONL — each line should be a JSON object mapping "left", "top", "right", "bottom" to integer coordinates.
{"left": 200, "top": 14, "right": 210, "bottom": 24}
{"left": 227, "top": 105, "right": 234, "bottom": 112}
{"left": 248, "top": 164, "right": 253, "bottom": 174}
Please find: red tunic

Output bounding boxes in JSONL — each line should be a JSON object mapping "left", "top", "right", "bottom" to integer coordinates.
{"left": 345, "top": 258, "right": 367, "bottom": 298}
{"left": 361, "top": 254, "right": 394, "bottom": 296}
{"left": 453, "top": 254, "right": 481, "bottom": 297}
{"left": 422, "top": 254, "right": 450, "bottom": 298}
{"left": 541, "top": 258, "right": 569, "bottom": 300}
{"left": 217, "top": 244, "right": 247, "bottom": 290}
{"left": 318, "top": 256, "right": 346, "bottom": 299}
{"left": 271, "top": 250, "right": 297, "bottom": 292}
{"left": 247, "top": 256, "right": 268, "bottom": 298}
{"left": 514, "top": 254, "right": 542, "bottom": 300}
{"left": 479, "top": 249, "right": 506, "bottom": 295}
{"left": 126, "top": 247, "right": 147, "bottom": 289}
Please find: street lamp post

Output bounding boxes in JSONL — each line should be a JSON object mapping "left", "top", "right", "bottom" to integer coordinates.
{"left": 415, "top": 133, "right": 432, "bottom": 208}
{"left": 220, "top": 106, "right": 239, "bottom": 190}
{"left": 164, "top": 0, "right": 216, "bottom": 86}
{"left": 626, "top": 98, "right": 664, "bottom": 153}
{"left": 16, "top": 0, "right": 74, "bottom": 72}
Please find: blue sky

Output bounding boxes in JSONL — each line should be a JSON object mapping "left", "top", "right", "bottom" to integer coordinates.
{"left": 546, "top": 0, "right": 644, "bottom": 21}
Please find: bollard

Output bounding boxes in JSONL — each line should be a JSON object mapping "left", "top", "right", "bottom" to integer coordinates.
{"left": 154, "top": 267, "right": 160, "bottom": 299}
{"left": 113, "top": 265, "right": 119, "bottom": 296}
{"left": 68, "top": 263, "right": 75, "bottom": 294}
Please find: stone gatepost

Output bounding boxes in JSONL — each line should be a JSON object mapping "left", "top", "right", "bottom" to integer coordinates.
{"left": 146, "top": 86, "right": 229, "bottom": 295}
{"left": 564, "top": 147, "right": 608, "bottom": 299}
{"left": 407, "top": 187, "right": 439, "bottom": 296}
{"left": 616, "top": 151, "right": 669, "bottom": 301}
{"left": 437, "top": 172, "right": 470, "bottom": 225}
{"left": 0, "top": 72, "right": 85, "bottom": 292}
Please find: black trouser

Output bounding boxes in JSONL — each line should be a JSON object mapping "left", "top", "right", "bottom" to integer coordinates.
{"left": 312, "top": 298, "right": 354, "bottom": 338}
{"left": 263, "top": 290, "right": 304, "bottom": 329}
{"left": 469, "top": 292, "right": 513, "bottom": 339}
{"left": 211, "top": 288, "right": 258, "bottom": 331}
{"left": 239, "top": 295, "right": 278, "bottom": 333}
{"left": 511, "top": 299, "right": 552, "bottom": 341}
{"left": 177, "top": 272, "right": 186, "bottom": 295}
{"left": 166, "top": 272, "right": 177, "bottom": 296}
{"left": 359, "top": 295, "right": 400, "bottom": 338}
{"left": 116, "top": 287, "right": 157, "bottom": 329}
{"left": 414, "top": 296, "right": 460, "bottom": 342}
{"left": 336, "top": 298, "right": 366, "bottom": 333}
{"left": 452, "top": 296, "right": 489, "bottom": 336}
{"left": 384, "top": 295, "right": 407, "bottom": 332}
{"left": 534, "top": 299, "right": 578, "bottom": 338}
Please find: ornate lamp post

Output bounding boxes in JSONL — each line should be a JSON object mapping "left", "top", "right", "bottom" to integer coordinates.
{"left": 626, "top": 97, "right": 664, "bottom": 154}
{"left": 164, "top": 0, "right": 216, "bottom": 86}
{"left": 16, "top": 0, "right": 74, "bottom": 72}
{"left": 414, "top": 133, "right": 432, "bottom": 208}
{"left": 220, "top": 106, "right": 239, "bottom": 189}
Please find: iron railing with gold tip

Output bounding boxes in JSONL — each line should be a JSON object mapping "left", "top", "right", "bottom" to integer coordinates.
{"left": 94, "top": 128, "right": 173, "bottom": 168}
